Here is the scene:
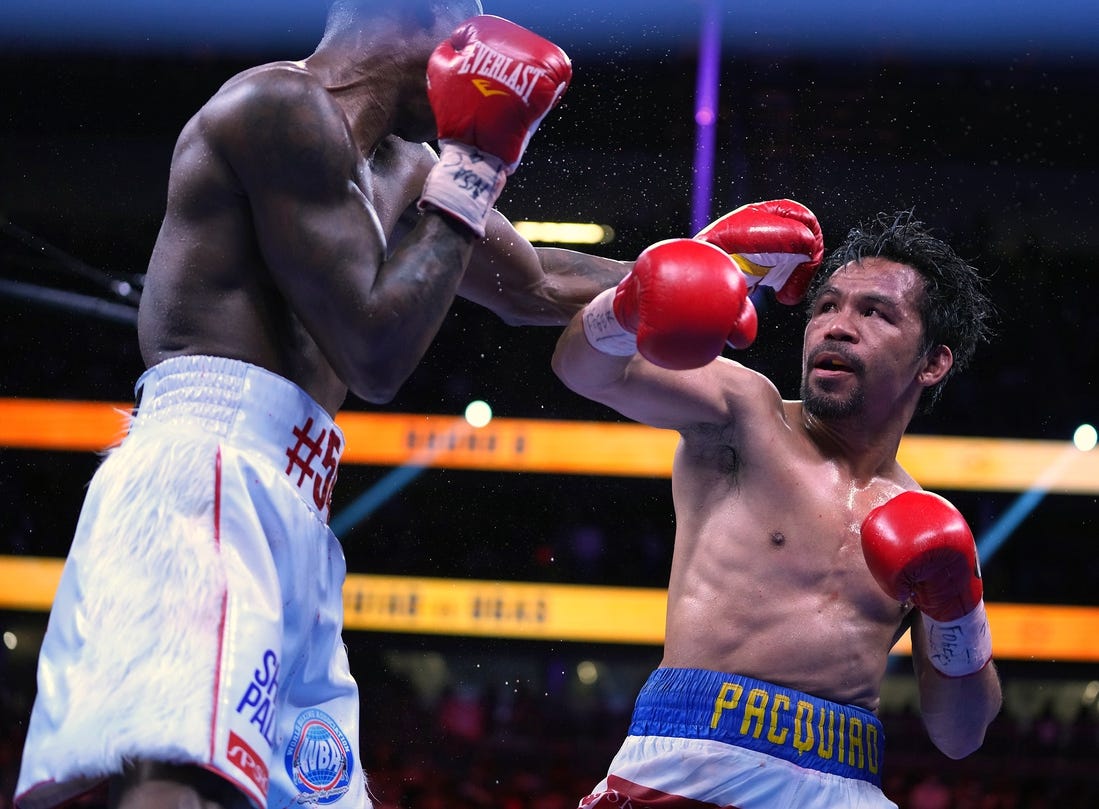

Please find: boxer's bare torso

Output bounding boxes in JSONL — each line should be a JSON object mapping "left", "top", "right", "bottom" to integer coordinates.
{"left": 139, "top": 59, "right": 627, "bottom": 417}
{"left": 661, "top": 393, "right": 915, "bottom": 712}
{"left": 553, "top": 206, "right": 1003, "bottom": 775}
{"left": 139, "top": 62, "right": 439, "bottom": 416}
{"left": 553, "top": 259, "right": 944, "bottom": 713}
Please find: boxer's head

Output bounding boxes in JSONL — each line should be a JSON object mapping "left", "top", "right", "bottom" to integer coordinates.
{"left": 314, "top": 0, "right": 485, "bottom": 141}
{"left": 322, "top": 1, "right": 483, "bottom": 39}
{"left": 805, "top": 210, "right": 994, "bottom": 411}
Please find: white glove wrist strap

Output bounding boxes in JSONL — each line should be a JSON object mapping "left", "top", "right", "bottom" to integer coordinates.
{"left": 731, "top": 252, "right": 807, "bottom": 294}
{"left": 582, "top": 287, "right": 637, "bottom": 356}
{"left": 419, "top": 141, "right": 507, "bottom": 238}
{"left": 922, "top": 600, "right": 993, "bottom": 677}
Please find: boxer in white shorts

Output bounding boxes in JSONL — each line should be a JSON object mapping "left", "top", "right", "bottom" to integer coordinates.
{"left": 16, "top": 2, "right": 622, "bottom": 806}
{"left": 17, "top": 356, "right": 366, "bottom": 809}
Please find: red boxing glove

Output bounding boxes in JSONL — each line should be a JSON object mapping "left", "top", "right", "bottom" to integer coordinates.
{"left": 420, "top": 15, "right": 572, "bottom": 236}
{"left": 581, "top": 238, "right": 756, "bottom": 369}
{"left": 861, "top": 491, "right": 993, "bottom": 677}
{"left": 694, "top": 199, "right": 824, "bottom": 305}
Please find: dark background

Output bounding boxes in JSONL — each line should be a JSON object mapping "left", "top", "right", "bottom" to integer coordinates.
{"left": 2, "top": 2, "right": 1098, "bottom": 806}
{"left": 2, "top": 0, "right": 1096, "bottom": 593}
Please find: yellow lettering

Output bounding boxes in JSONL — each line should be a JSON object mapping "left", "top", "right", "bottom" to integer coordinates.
{"left": 740, "top": 688, "right": 769, "bottom": 738}
{"left": 866, "top": 723, "right": 879, "bottom": 774}
{"left": 816, "top": 707, "right": 835, "bottom": 759}
{"left": 837, "top": 712, "right": 846, "bottom": 764}
{"left": 792, "top": 700, "right": 815, "bottom": 754}
{"left": 849, "top": 716, "right": 865, "bottom": 770}
{"left": 767, "top": 694, "right": 790, "bottom": 745}
{"left": 710, "top": 682, "right": 743, "bottom": 729}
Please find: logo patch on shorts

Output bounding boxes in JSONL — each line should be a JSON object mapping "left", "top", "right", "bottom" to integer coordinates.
{"left": 227, "top": 731, "right": 270, "bottom": 799}
{"left": 284, "top": 708, "right": 354, "bottom": 804}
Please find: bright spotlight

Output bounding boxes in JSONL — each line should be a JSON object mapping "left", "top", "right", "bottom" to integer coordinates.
{"left": 464, "top": 400, "right": 492, "bottom": 428}
{"left": 513, "top": 221, "right": 615, "bottom": 245}
{"left": 576, "top": 660, "right": 599, "bottom": 685}
{"left": 1073, "top": 424, "right": 1097, "bottom": 452}
{"left": 3, "top": 631, "right": 16, "bottom": 651}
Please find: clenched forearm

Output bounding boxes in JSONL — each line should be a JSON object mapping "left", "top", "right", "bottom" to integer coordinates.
{"left": 460, "top": 211, "right": 630, "bottom": 326}
{"left": 531, "top": 247, "right": 631, "bottom": 323}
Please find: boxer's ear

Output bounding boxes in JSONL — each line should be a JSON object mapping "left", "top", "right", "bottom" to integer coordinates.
{"left": 917, "top": 344, "right": 952, "bottom": 388}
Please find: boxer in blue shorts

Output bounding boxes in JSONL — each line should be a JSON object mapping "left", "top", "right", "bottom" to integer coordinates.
{"left": 584, "top": 669, "right": 889, "bottom": 809}
{"left": 17, "top": 3, "right": 631, "bottom": 808}
{"left": 553, "top": 206, "right": 1003, "bottom": 807}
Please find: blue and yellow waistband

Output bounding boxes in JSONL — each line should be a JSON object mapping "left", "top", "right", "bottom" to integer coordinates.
{"left": 629, "top": 668, "right": 885, "bottom": 787}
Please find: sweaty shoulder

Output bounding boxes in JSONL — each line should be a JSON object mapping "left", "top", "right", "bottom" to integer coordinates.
{"left": 714, "top": 358, "right": 786, "bottom": 424}
{"left": 197, "top": 62, "right": 358, "bottom": 191}
{"left": 676, "top": 358, "right": 787, "bottom": 437}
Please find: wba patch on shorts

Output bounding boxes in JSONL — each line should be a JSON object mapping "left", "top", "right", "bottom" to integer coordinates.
{"left": 284, "top": 709, "right": 356, "bottom": 805}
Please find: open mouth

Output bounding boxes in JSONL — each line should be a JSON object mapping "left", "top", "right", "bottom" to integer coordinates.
{"left": 809, "top": 347, "right": 862, "bottom": 376}
{"left": 816, "top": 356, "right": 853, "bottom": 372}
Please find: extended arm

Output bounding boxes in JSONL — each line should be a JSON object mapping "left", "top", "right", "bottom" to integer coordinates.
{"left": 459, "top": 211, "right": 630, "bottom": 326}
{"left": 551, "top": 238, "right": 768, "bottom": 430}
{"left": 458, "top": 188, "right": 823, "bottom": 330}
{"left": 552, "top": 201, "right": 826, "bottom": 427}
{"left": 469, "top": 197, "right": 823, "bottom": 326}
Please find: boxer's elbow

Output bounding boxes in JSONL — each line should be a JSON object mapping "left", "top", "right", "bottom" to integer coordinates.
{"left": 923, "top": 697, "right": 1001, "bottom": 760}
{"left": 929, "top": 728, "right": 986, "bottom": 761}
{"left": 550, "top": 337, "right": 584, "bottom": 392}
{"left": 341, "top": 357, "right": 409, "bottom": 405}
{"left": 550, "top": 335, "right": 614, "bottom": 399}
{"left": 354, "top": 384, "right": 399, "bottom": 405}
{"left": 346, "top": 375, "right": 400, "bottom": 405}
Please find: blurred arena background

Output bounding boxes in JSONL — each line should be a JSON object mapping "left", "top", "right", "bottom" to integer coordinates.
{"left": 2, "top": 1, "right": 1098, "bottom": 806}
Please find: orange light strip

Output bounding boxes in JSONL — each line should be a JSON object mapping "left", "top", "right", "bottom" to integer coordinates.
{"left": 0, "top": 398, "right": 678, "bottom": 478}
{"left": 1, "top": 397, "right": 1097, "bottom": 492}
{"left": 0, "top": 398, "right": 133, "bottom": 452}
{"left": 2, "top": 555, "right": 1097, "bottom": 660}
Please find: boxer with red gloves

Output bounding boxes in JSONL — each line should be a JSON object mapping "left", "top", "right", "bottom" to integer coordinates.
{"left": 862, "top": 491, "right": 992, "bottom": 677}
{"left": 420, "top": 15, "right": 572, "bottom": 237}
{"left": 557, "top": 209, "right": 1001, "bottom": 808}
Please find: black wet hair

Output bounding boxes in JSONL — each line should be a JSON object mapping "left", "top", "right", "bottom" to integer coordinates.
{"left": 805, "top": 209, "right": 995, "bottom": 410}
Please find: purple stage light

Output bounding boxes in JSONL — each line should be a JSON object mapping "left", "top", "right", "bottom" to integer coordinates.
{"left": 690, "top": 0, "right": 722, "bottom": 233}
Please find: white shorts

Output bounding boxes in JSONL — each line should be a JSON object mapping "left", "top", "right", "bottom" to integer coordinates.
{"left": 16, "top": 356, "right": 370, "bottom": 809}
{"left": 579, "top": 668, "right": 898, "bottom": 809}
